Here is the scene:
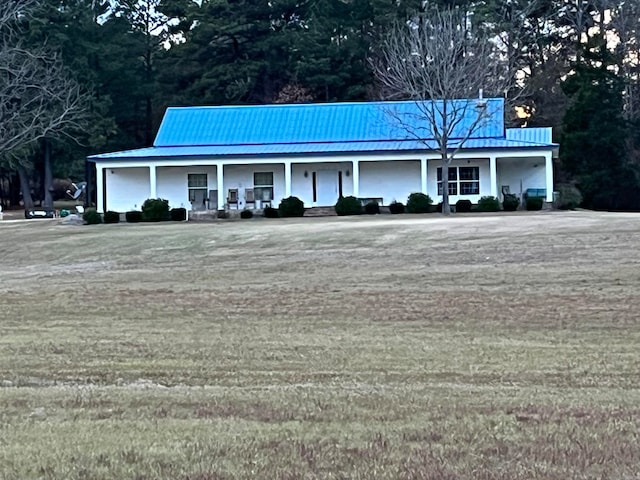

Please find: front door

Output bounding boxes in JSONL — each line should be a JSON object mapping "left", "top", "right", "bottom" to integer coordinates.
{"left": 188, "top": 173, "right": 208, "bottom": 211}
{"left": 316, "top": 170, "right": 338, "bottom": 206}
{"left": 190, "top": 189, "right": 207, "bottom": 211}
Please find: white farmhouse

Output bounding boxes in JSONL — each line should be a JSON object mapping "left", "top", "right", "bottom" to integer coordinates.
{"left": 87, "top": 98, "right": 556, "bottom": 213}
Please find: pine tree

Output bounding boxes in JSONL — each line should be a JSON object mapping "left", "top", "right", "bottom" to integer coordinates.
{"left": 561, "top": 38, "right": 640, "bottom": 210}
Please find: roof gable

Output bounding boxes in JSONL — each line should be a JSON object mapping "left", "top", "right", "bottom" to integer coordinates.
{"left": 153, "top": 98, "right": 505, "bottom": 147}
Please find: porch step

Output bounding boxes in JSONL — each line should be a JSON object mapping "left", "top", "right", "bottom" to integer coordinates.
{"left": 304, "top": 206, "right": 337, "bottom": 217}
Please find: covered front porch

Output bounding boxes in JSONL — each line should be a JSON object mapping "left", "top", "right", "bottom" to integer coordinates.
{"left": 92, "top": 149, "right": 554, "bottom": 213}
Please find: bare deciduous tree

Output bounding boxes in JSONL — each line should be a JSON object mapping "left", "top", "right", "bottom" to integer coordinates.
{"left": 0, "top": 0, "right": 89, "bottom": 212}
{"left": 372, "top": 7, "right": 518, "bottom": 214}
{"left": 0, "top": 48, "right": 87, "bottom": 155}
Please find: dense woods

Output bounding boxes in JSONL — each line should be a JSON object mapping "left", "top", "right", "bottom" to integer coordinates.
{"left": 1, "top": 0, "right": 640, "bottom": 210}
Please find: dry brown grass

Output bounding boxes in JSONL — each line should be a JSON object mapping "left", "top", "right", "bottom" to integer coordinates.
{"left": 1, "top": 211, "right": 640, "bottom": 479}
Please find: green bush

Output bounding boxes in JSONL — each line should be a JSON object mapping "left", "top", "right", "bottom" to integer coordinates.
{"left": 240, "top": 209, "right": 253, "bottom": 219}
{"left": 59, "top": 209, "right": 70, "bottom": 218}
{"left": 502, "top": 195, "right": 520, "bottom": 212}
{"left": 279, "top": 196, "right": 305, "bottom": 217}
{"left": 335, "top": 196, "right": 362, "bottom": 216}
{"left": 125, "top": 210, "right": 143, "bottom": 223}
{"left": 455, "top": 199, "right": 472, "bottom": 213}
{"left": 141, "top": 198, "right": 170, "bottom": 222}
{"left": 364, "top": 200, "right": 380, "bottom": 215}
{"left": 103, "top": 210, "right": 120, "bottom": 224}
{"left": 477, "top": 196, "right": 501, "bottom": 212}
{"left": 554, "top": 184, "right": 583, "bottom": 210}
{"left": 389, "top": 201, "right": 405, "bottom": 214}
{"left": 83, "top": 208, "right": 102, "bottom": 225}
{"left": 263, "top": 206, "right": 279, "bottom": 218}
{"left": 170, "top": 207, "right": 187, "bottom": 221}
{"left": 406, "top": 192, "right": 433, "bottom": 213}
{"left": 526, "top": 196, "right": 544, "bottom": 211}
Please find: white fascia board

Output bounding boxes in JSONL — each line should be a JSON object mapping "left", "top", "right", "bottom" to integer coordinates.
{"left": 93, "top": 148, "right": 553, "bottom": 169}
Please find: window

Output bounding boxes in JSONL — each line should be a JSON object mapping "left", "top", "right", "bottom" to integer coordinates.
{"left": 459, "top": 167, "right": 480, "bottom": 195}
{"left": 437, "top": 167, "right": 458, "bottom": 196}
{"left": 437, "top": 166, "right": 479, "bottom": 196}
{"left": 254, "top": 172, "right": 273, "bottom": 201}
{"left": 188, "top": 174, "right": 207, "bottom": 202}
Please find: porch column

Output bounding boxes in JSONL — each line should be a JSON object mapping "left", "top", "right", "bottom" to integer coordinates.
{"left": 420, "top": 158, "right": 428, "bottom": 194}
{"left": 284, "top": 161, "right": 292, "bottom": 197}
{"left": 544, "top": 152, "right": 554, "bottom": 202}
{"left": 489, "top": 155, "right": 498, "bottom": 198}
{"left": 217, "top": 164, "right": 225, "bottom": 209}
{"left": 96, "top": 166, "right": 104, "bottom": 213}
{"left": 352, "top": 160, "right": 360, "bottom": 197}
{"left": 149, "top": 165, "right": 157, "bottom": 199}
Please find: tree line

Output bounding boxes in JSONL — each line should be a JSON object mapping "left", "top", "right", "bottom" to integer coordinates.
{"left": 1, "top": 0, "right": 639, "bottom": 211}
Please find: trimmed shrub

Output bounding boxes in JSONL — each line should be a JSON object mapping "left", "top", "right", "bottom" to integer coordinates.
{"left": 526, "top": 196, "right": 544, "bottom": 211}
{"left": 170, "top": 207, "right": 187, "bottom": 221}
{"left": 554, "top": 184, "right": 583, "bottom": 210}
{"left": 502, "top": 195, "right": 520, "bottom": 212}
{"left": 406, "top": 192, "right": 433, "bottom": 213}
{"left": 59, "top": 209, "right": 70, "bottom": 218}
{"left": 455, "top": 199, "right": 473, "bottom": 213}
{"left": 103, "top": 210, "right": 120, "bottom": 224}
{"left": 364, "top": 200, "right": 380, "bottom": 215}
{"left": 240, "top": 209, "right": 254, "bottom": 219}
{"left": 279, "top": 196, "right": 305, "bottom": 217}
{"left": 126, "top": 210, "right": 143, "bottom": 223}
{"left": 335, "top": 196, "right": 362, "bottom": 216}
{"left": 141, "top": 198, "right": 170, "bottom": 222}
{"left": 83, "top": 208, "right": 102, "bottom": 225}
{"left": 216, "top": 210, "right": 228, "bottom": 219}
{"left": 389, "top": 201, "right": 405, "bottom": 214}
{"left": 477, "top": 196, "right": 501, "bottom": 212}
{"left": 263, "top": 206, "right": 280, "bottom": 218}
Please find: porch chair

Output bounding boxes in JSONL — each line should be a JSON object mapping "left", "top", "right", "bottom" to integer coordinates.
{"left": 244, "top": 188, "right": 255, "bottom": 209}
{"left": 227, "top": 188, "right": 239, "bottom": 209}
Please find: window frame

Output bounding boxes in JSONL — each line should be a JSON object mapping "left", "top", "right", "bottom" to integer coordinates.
{"left": 188, "top": 173, "right": 208, "bottom": 202}
{"left": 253, "top": 171, "right": 274, "bottom": 201}
{"left": 437, "top": 166, "right": 480, "bottom": 196}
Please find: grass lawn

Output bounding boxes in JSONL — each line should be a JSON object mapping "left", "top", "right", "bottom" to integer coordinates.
{"left": 1, "top": 211, "right": 639, "bottom": 479}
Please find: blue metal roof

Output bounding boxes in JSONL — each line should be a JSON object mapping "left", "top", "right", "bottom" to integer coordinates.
{"left": 152, "top": 98, "right": 505, "bottom": 147}
{"left": 89, "top": 133, "right": 555, "bottom": 161}
{"left": 506, "top": 127, "right": 553, "bottom": 144}
{"left": 88, "top": 99, "right": 558, "bottom": 162}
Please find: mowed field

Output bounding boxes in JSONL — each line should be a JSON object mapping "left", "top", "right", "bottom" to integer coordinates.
{"left": 1, "top": 211, "right": 640, "bottom": 479}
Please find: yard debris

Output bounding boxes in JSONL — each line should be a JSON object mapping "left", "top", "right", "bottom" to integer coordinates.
{"left": 59, "top": 213, "right": 84, "bottom": 225}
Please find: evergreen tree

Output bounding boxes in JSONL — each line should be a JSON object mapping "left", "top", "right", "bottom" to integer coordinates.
{"left": 560, "top": 39, "right": 640, "bottom": 210}
{"left": 158, "top": 0, "right": 300, "bottom": 105}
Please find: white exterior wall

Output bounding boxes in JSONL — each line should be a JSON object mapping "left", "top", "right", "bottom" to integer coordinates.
{"left": 497, "top": 157, "right": 547, "bottom": 199}
{"left": 223, "top": 163, "right": 286, "bottom": 209}
{"left": 427, "top": 158, "right": 491, "bottom": 204}
{"left": 105, "top": 167, "right": 150, "bottom": 212}
{"left": 157, "top": 165, "right": 218, "bottom": 210}
{"left": 359, "top": 160, "right": 421, "bottom": 205}
{"left": 291, "top": 162, "right": 354, "bottom": 206}
{"left": 94, "top": 150, "right": 553, "bottom": 212}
